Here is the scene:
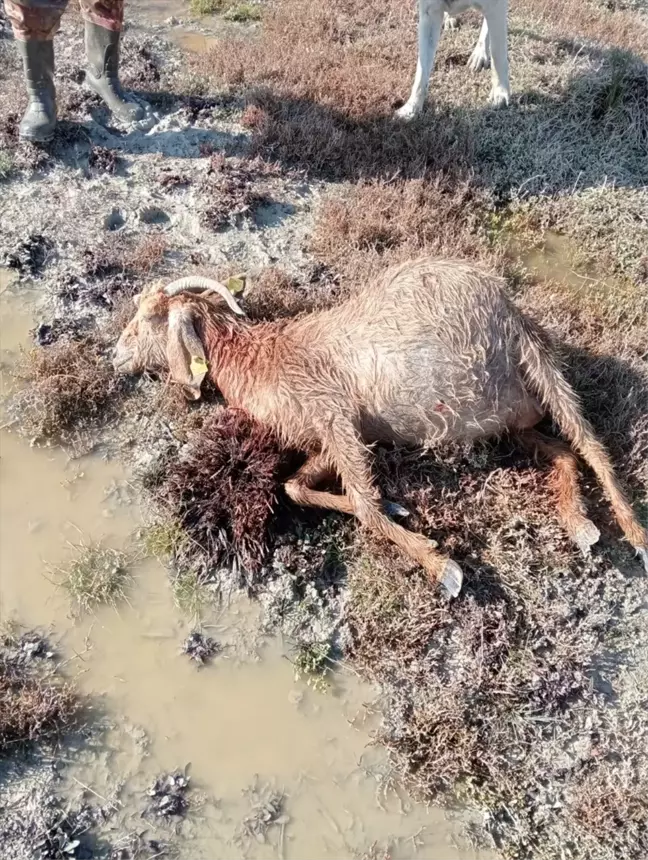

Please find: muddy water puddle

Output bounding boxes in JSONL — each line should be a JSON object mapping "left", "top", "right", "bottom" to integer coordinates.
{"left": 0, "top": 282, "right": 486, "bottom": 858}
{"left": 132, "top": 0, "right": 190, "bottom": 25}
{"left": 129, "top": 0, "right": 251, "bottom": 54}
{"left": 521, "top": 231, "right": 622, "bottom": 301}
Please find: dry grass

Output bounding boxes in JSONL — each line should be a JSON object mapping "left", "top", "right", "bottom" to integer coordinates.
{"left": 8, "top": 337, "right": 127, "bottom": 451}
{"left": 244, "top": 266, "right": 342, "bottom": 320}
{"left": 0, "top": 631, "right": 79, "bottom": 755}
{"left": 0, "top": 147, "right": 13, "bottom": 179}
{"left": 56, "top": 543, "right": 132, "bottom": 613}
{"left": 190, "top": 0, "right": 648, "bottom": 287}
{"left": 519, "top": 0, "right": 648, "bottom": 59}
{"left": 144, "top": 408, "right": 286, "bottom": 584}
{"left": 515, "top": 278, "right": 648, "bottom": 492}
{"left": 190, "top": 0, "right": 225, "bottom": 15}
{"left": 201, "top": 152, "right": 281, "bottom": 231}
{"left": 311, "top": 177, "right": 503, "bottom": 284}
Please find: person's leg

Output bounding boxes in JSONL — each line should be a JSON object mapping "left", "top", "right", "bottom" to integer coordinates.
{"left": 80, "top": 0, "right": 145, "bottom": 122}
{"left": 5, "top": 0, "right": 67, "bottom": 142}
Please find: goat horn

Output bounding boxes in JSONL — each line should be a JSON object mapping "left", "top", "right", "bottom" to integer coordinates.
{"left": 163, "top": 276, "right": 245, "bottom": 316}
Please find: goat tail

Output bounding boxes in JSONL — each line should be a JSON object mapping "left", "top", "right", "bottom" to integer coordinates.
{"left": 517, "top": 314, "right": 647, "bottom": 558}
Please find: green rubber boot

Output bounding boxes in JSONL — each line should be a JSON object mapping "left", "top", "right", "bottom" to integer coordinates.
{"left": 84, "top": 22, "right": 144, "bottom": 123}
{"left": 16, "top": 40, "right": 57, "bottom": 143}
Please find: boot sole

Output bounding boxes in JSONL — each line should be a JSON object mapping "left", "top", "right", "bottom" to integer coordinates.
{"left": 19, "top": 130, "right": 55, "bottom": 144}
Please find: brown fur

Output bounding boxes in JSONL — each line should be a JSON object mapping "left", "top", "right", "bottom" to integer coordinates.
{"left": 114, "top": 257, "right": 648, "bottom": 591}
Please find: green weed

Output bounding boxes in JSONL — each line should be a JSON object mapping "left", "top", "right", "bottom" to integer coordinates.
{"left": 291, "top": 642, "right": 331, "bottom": 692}
{"left": 224, "top": 4, "right": 262, "bottom": 22}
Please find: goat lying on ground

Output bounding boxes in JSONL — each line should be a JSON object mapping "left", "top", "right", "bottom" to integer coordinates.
{"left": 113, "top": 259, "right": 648, "bottom": 595}
{"left": 397, "top": 0, "right": 510, "bottom": 120}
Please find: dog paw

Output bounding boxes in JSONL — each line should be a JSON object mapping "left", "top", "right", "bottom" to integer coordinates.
{"left": 467, "top": 46, "right": 490, "bottom": 72}
{"left": 489, "top": 85, "right": 510, "bottom": 107}
{"left": 394, "top": 101, "right": 422, "bottom": 121}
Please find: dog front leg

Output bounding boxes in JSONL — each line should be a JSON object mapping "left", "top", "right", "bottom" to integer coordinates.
{"left": 395, "top": 0, "right": 444, "bottom": 121}
{"left": 484, "top": 0, "right": 510, "bottom": 106}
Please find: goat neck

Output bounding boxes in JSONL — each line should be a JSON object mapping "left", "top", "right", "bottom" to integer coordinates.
{"left": 192, "top": 303, "right": 288, "bottom": 407}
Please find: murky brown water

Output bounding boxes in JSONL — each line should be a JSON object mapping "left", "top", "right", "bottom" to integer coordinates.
{"left": 132, "top": 0, "right": 190, "bottom": 25}
{"left": 1, "top": 274, "right": 488, "bottom": 858}
{"left": 522, "top": 231, "right": 622, "bottom": 301}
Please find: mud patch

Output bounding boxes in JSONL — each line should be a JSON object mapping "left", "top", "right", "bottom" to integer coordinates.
{"left": 145, "top": 769, "right": 191, "bottom": 821}
{"left": 182, "top": 630, "right": 220, "bottom": 664}
{"left": 0, "top": 630, "right": 79, "bottom": 754}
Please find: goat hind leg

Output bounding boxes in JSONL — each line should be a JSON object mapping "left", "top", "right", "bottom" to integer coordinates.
{"left": 285, "top": 454, "right": 410, "bottom": 519}
{"left": 518, "top": 429, "right": 600, "bottom": 555}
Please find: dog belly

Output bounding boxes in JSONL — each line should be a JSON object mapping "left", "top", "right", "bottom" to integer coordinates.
{"left": 443, "top": 0, "right": 478, "bottom": 15}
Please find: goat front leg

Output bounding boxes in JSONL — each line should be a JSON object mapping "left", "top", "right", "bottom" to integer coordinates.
{"left": 467, "top": 17, "right": 490, "bottom": 72}
{"left": 517, "top": 429, "right": 600, "bottom": 555}
{"left": 395, "top": 0, "right": 444, "bottom": 121}
{"left": 483, "top": 0, "right": 509, "bottom": 106}
{"left": 285, "top": 453, "right": 410, "bottom": 519}
{"left": 321, "top": 418, "right": 463, "bottom": 597}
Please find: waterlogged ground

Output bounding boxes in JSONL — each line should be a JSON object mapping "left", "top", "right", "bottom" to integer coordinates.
{"left": 1, "top": 1, "right": 648, "bottom": 859}
{"left": 0, "top": 283, "right": 488, "bottom": 858}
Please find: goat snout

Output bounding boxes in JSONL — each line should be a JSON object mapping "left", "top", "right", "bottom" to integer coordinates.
{"left": 112, "top": 343, "right": 135, "bottom": 374}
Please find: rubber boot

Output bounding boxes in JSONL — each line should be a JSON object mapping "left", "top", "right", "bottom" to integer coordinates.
{"left": 84, "top": 22, "right": 144, "bottom": 123}
{"left": 16, "top": 40, "right": 57, "bottom": 143}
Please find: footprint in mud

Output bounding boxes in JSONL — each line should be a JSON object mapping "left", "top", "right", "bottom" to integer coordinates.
{"left": 138, "top": 206, "right": 172, "bottom": 228}
{"left": 104, "top": 209, "right": 126, "bottom": 231}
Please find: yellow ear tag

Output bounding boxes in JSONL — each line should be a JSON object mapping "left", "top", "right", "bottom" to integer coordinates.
{"left": 190, "top": 356, "right": 208, "bottom": 379}
{"left": 226, "top": 275, "right": 246, "bottom": 295}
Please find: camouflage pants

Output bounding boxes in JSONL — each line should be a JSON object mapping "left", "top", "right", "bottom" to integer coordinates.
{"left": 4, "top": 0, "right": 124, "bottom": 41}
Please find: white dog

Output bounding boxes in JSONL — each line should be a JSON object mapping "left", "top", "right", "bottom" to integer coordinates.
{"left": 396, "top": 0, "right": 510, "bottom": 120}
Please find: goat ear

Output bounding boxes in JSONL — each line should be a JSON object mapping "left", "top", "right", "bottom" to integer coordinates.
{"left": 166, "top": 305, "right": 208, "bottom": 401}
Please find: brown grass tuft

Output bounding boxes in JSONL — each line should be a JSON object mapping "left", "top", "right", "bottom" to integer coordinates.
{"left": 0, "top": 631, "right": 79, "bottom": 755}
{"left": 125, "top": 235, "right": 168, "bottom": 276}
{"left": 9, "top": 337, "right": 126, "bottom": 451}
{"left": 201, "top": 153, "right": 281, "bottom": 231}
{"left": 145, "top": 408, "right": 286, "bottom": 582}
{"left": 244, "top": 266, "right": 341, "bottom": 320}
{"left": 311, "top": 177, "right": 502, "bottom": 283}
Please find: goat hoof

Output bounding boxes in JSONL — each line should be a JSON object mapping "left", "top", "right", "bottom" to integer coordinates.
{"left": 572, "top": 519, "right": 601, "bottom": 556}
{"left": 439, "top": 559, "right": 463, "bottom": 598}
{"left": 467, "top": 48, "right": 490, "bottom": 72}
{"left": 383, "top": 500, "right": 410, "bottom": 519}
{"left": 489, "top": 85, "right": 510, "bottom": 107}
{"left": 635, "top": 546, "right": 648, "bottom": 574}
